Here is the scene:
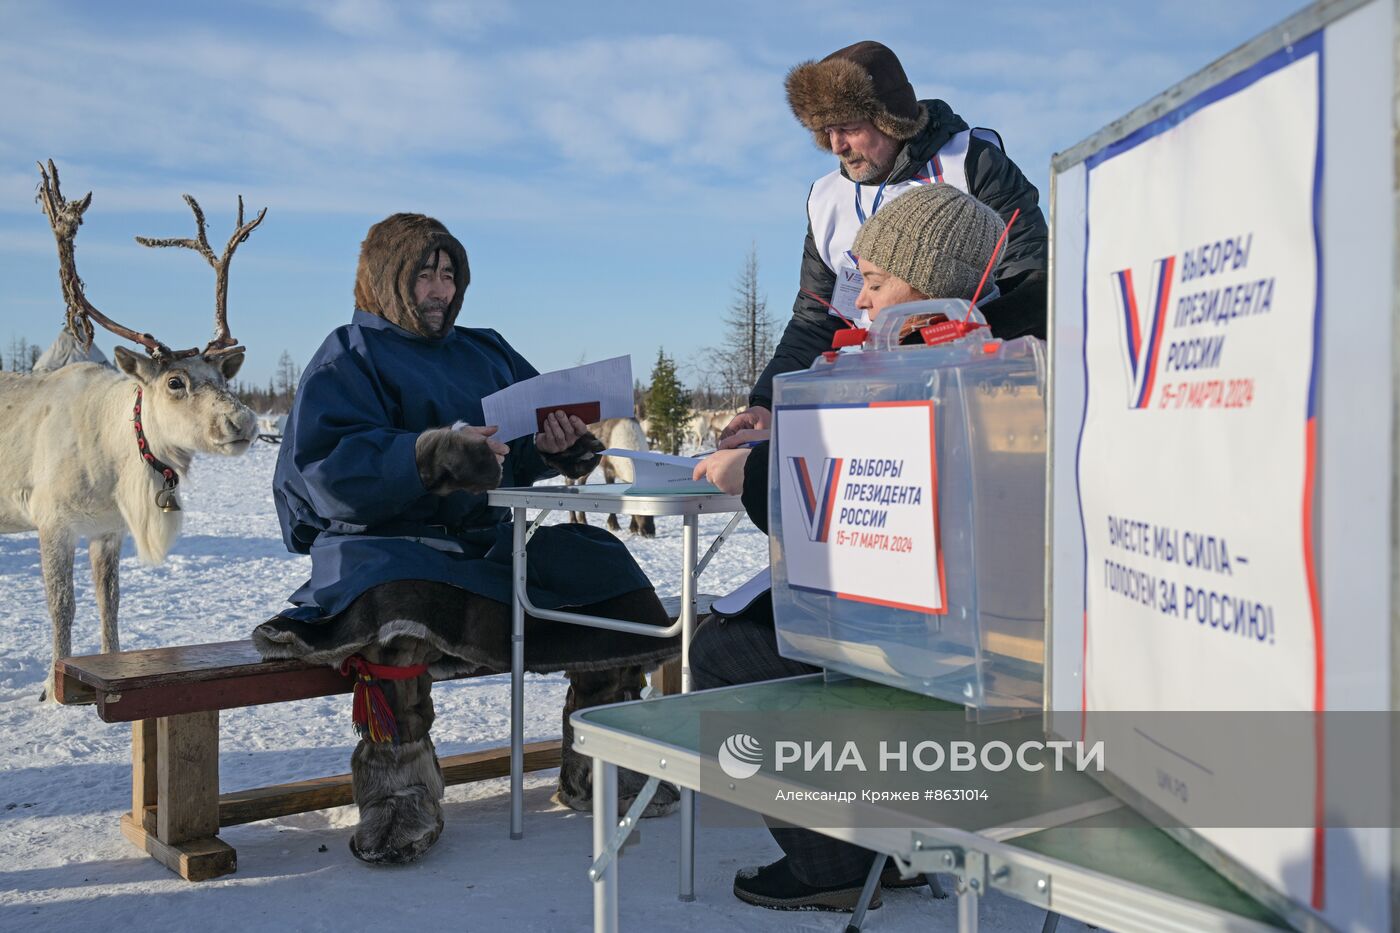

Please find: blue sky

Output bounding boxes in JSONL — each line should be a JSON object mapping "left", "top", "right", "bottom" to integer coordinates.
{"left": 0, "top": 0, "right": 1298, "bottom": 389}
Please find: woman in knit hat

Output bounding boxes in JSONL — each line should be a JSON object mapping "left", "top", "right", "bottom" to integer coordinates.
{"left": 686, "top": 181, "right": 1006, "bottom": 913}
{"left": 850, "top": 181, "right": 1005, "bottom": 326}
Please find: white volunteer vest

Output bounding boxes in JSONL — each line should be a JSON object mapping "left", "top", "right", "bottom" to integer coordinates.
{"left": 807, "top": 128, "right": 1004, "bottom": 319}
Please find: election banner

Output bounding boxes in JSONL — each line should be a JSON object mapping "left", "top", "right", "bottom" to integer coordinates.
{"left": 1077, "top": 35, "right": 1324, "bottom": 908}
{"left": 774, "top": 401, "right": 945, "bottom": 614}
{"left": 1050, "top": 3, "right": 1396, "bottom": 928}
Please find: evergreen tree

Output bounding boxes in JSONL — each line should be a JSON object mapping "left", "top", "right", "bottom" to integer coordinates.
{"left": 644, "top": 349, "right": 692, "bottom": 455}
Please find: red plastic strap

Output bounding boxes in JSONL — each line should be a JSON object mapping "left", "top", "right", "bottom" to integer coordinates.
{"left": 920, "top": 318, "right": 986, "bottom": 347}
{"left": 830, "top": 327, "right": 868, "bottom": 349}
{"left": 964, "top": 207, "right": 1021, "bottom": 323}
{"left": 339, "top": 654, "right": 430, "bottom": 681}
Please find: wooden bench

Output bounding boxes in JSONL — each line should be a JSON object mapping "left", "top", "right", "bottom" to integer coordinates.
{"left": 54, "top": 594, "right": 710, "bottom": 881}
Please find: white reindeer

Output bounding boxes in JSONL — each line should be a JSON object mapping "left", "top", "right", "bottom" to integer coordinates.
{"left": 564, "top": 417, "right": 656, "bottom": 537}
{"left": 0, "top": 162, "right": 262, "bottom": 700}
{"left": 687, "top": 408, "right": 738, "bottom": 450}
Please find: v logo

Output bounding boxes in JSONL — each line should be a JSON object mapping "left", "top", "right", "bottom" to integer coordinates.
{"left": 786, "top": 455, "right": 843, "bottom": 543}
{"left": 1111, "top": 256, "right": 1175, "bottom": 409}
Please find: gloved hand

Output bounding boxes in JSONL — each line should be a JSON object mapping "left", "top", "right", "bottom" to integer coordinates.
{"left": 539, "top": 422, "right": 604, "bottom": 480}
{"left": 533, "top": 413, "right": 603, "bottom": 480}
{"left": 415, "top": 425, "right": 507, "bottom": 495}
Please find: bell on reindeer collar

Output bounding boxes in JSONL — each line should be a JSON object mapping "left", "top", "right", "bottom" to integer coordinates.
{"left": 155, "top": 479, "right": 181, "bottom": 513}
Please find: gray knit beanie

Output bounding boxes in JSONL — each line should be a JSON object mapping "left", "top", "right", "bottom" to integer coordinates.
{"left": 851, "top": 184, "right": 1004, "bottom": 300}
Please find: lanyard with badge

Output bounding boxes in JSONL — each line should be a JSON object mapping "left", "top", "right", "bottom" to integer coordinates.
{"left": 830, "top": 158, "right": 942, "bottom": 323}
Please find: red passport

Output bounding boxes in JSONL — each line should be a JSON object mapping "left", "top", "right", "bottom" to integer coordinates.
{"left": 535, "top": 401, "right": 601, "bottom": 432}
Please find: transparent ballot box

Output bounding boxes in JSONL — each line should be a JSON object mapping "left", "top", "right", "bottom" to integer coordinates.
{"left": 769, "top": 301, "right": 1047, "bottom": 710}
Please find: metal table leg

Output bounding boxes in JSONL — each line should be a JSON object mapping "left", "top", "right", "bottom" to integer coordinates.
{"left": 678, "top": 512, "right": 698, "bottom": 902}
{"left": 844, "top": 853, "right": 885, "bottom": 933}
{"left": 680, "top": 512, "right": 698, "bottom": 690}
{"left": 593, "top": 758, "right": 619, "bottom": 933}
{"left": 958, "top": 877, "right": 980, "bottom": 933}
{"left": 510, "top": 506, "right": 527, "bottom": 840}
{"left": 678, "top": 785, "right": 695, "bottom": 903}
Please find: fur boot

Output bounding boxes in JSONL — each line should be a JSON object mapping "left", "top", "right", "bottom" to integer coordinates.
{"left": 350, "top": 735, "right": 446, "bottom": 864}
{"left": 348, "top": 637, "right": 446, "bottom": 865}
{"left": 555, "top": 665, "right": 680, "bottom": 818}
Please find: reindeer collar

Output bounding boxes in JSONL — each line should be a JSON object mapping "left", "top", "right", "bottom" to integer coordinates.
{"left": 132, "top": 388, "right": 181, "bottom": 512}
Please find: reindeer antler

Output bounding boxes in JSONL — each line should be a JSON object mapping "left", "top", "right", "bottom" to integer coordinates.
{"left": 35, "top": 159, "right": 173, "bottom": 358}
{"left": 135, "top": 193, "right": 267, "bottom": 359}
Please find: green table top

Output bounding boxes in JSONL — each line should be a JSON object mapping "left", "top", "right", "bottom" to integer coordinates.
{"left": 1010, "top": 808, "right": 1285, "bottom": 926}
{"left": 578, "top": 675, "right": 1287, "bottom": 929}
{"left": 581, "top": 674, "right": 965, "bottom": 752}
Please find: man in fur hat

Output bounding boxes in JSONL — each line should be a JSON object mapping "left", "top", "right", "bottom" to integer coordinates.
{"left": 723, "top": 40, "right": 1048, "bottom": 439}
{"left": 254, "top": 213, "right": 679, "bottom": 865}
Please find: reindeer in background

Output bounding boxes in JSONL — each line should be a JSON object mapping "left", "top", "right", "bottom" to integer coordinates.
{"left": 0, "top": 162, "right": 263, "bottom": 699}
{"left": 564, "top": 417, "right": 656, "bottom": 537}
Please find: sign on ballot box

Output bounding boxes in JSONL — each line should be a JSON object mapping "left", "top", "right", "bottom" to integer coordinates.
{"left": 774, "top": 402, "right": 944, "bottom": 614}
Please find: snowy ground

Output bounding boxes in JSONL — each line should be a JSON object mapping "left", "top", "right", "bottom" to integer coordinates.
{"left": 0, "top": 443, "right": 1088, "bottom": 932}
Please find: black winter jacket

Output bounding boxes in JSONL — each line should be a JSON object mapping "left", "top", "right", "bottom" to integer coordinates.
{"left": 750, "top": 99, "right": 1048, "bottom": 408}
{"left": 740, "top": 440, "right": 771, "bottom": 534}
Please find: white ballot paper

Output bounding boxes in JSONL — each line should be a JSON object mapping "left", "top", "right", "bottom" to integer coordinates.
{"left": 479, "top": 355, "right": 633, "bottom": 442}
{"left": 600, "top": 449, "right": 723, "bottom": 495}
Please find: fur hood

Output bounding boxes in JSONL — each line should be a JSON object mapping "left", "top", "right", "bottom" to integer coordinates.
{"left": 353, "top": 213, "right": 471, "bottom": 339}
{"left": 785, "top": 41, "right": 929, "bottom": 151}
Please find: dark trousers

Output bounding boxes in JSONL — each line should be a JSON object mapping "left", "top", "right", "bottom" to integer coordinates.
{"left": 689, "top": 603, "right": 880, "bottom": 887}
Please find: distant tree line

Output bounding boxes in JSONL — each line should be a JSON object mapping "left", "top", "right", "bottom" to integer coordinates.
{"left": 4, "top": 336, "right": 43, "bottom": 373}
{"left": 232, "top": 350, "right": 301, "bottom": 413}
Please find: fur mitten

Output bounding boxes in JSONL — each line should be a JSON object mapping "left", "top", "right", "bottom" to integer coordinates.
{"left": 540, "top": 431, "right": 605, "bottom": 480}
{"left": 415, "top": 427, "right": 502, "bottom": 495}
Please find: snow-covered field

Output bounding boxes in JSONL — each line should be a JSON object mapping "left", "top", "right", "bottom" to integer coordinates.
{"left": 0, "top": 443, "right": 1086, "bottom": 932}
